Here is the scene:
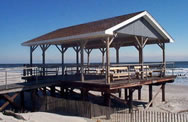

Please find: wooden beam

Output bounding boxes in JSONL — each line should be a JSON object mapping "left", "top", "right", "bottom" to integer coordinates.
{"left": 0, "top": 93, "right": 19, "bottom": 111}
{"left": 3, "top": 94, "right": 21, "bottom": 109}
{"left": 135, "top": 36, "right": 142, "bottom": 48}
{"left": 142, "top": 38, "right": 148, "bottom": 48}
{"left": 110, "top": 93, "right": 128, "bottom": 104}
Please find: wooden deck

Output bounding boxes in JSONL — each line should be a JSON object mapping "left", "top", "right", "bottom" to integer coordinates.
{"left": 0, "top": 75, "right": 176, "bottom": 94}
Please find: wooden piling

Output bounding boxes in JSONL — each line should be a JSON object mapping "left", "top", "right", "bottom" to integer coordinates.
{"left": 138, "top": 87, "right": 141, "bottom": 100}
{"left": 31, "top": 89, "right": 37, "bottom": 112}
{"left": 124, "top": 88, "right": 128, "bottom": 101}
{"left": 118, "top": 89, "right": 121, "bottom": 98}
{"left": 20, "top": 91, "right": 24, "bottom": 112}
{"left": 128, "top": 89, "right": 133, "bottom": 113}
{"left": 162, "top": 83, "right": 165, "bottom": 102}
{"left": 149, "top": 85, "right": 153, "bottom": 107}
{"left": 50, "top": 86, "right": 55, "bottom": 96}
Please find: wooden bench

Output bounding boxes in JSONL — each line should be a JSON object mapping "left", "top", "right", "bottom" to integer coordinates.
{"left": 110, "top": 67, "right": 130, "bottom": 81}
{"left": 84, "top": 67, "right": 105, "bottom": 75}
{"left": 134, "top": 66, "right": 152, "bottom": 78}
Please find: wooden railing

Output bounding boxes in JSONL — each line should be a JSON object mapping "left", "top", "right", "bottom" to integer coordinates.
{"left": 22, "top": 62, "right": 175, "bottom": 82}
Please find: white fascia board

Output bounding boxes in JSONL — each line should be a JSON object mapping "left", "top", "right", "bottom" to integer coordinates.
{"left": 105, "top": 11, "right": 147, "bottom": 35}
{"left": 105, "top": 11, "right": 174, "bottom": 43}
{"left": 144, "top": 12, "right": 174, "bottom": 43}
{"left": 22, "top": 31, "right": 108, "bottom": 46}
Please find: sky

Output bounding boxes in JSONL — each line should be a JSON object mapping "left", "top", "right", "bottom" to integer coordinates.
{"left": 0, "top": 0, "right": 188, "bottom": 64}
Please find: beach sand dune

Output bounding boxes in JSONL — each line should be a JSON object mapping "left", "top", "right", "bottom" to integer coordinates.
{"left": 0, "top": 112, "right": 94, "bottom": 122}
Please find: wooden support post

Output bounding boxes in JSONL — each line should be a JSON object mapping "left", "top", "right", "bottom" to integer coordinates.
{"left": 80, "top": 41, "right": 87, "bottom": 82}
{"left": 50, "top": 86, "right": 55, "bottom": 96}
{"left": 61, "top": 46, "right": 67, "bottom": 76}
{"left": 61, "top": 48, "right": 65, "bottom": 76}
{"left": 42, "top": 46, "right": 46, "bottom": 76}
{"left": 85, "top": 49, "right": 92, "bottom": 66}
{"left": 162, "top": 43, "right": 166, "bottom": 76}
{"left": 99, "top": 48, "right": 106, "bottom": 68}
{"left": 56, "top": 45, "right": 68, "bottom": 76}
{"left": 73, "top": 46, "right": 80, "bottom": 74}
{"left": 115, "top": 46, "right": 120, "bottom": 64}
{"left": 40, "top": 45, "right": 50, "bottom": 76}
{"left": 31, "top": 90, "right": 37, "bottom": 112}
{"left": 124, "top": 88, "right": 128, "bottom": 101}
{"left": 149, "top": 85, "right": 153, "bottom": 107}
{"left": 30, "top": 46, "right": 33, "bottom": 67}
{"left": 138, "top": 88, "right": 141, "bottom": 100}
{"left": 158, "top": 42, "right": 166, "bottom": 76}
{"left": 135, "top": 36, "right": 148, "bottom": 79}
{"left": 20, "top": 91, "right": 24, "bottom": 111}
{"left": 162, "top": 83, "right": 165, "bottom": 102}
{"left": 60, "top": 86, "right": 64, "bottom": 96}
{"left": 30, "top": 46, "right": 33, "bottom": 76}
{"left": 128, "top": 89, "right": 133, "bottom": 113}
{"left": 106, "top": 38, "right": 111, "bottom": 84}
{"left": 104, "top": 35, "right": 116, "bottom": 84}
{"left": 140, "top": 38, "right": 144, "bottom": 79}
{"left": 76, "top": 49, "right": 80, "bottom": 73}
{"left": 30, "top": 45, "right": 38, "bottom": 75}
{"left": 118, "top": 89, "right": 121, "bottom": 98}
{"left": 43, "top": 87, "right": 46, "bottom": 95}
{"left": 104, "top": 92, "right": 111, "bottom": 107}
{"left": 81, "top": 89, "right": 88, "bottom": 101}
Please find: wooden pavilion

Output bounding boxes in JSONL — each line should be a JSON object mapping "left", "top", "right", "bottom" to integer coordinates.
{"left": 21, "top": 11, "right": 176, "bottom": 110}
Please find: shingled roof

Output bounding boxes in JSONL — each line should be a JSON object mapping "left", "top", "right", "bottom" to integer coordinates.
{"left": 22, "top": 11, "right": 174, "bottom": 46}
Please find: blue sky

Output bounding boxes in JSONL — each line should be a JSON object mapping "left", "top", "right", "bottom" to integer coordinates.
{"left": 0, "top": 0, "right": 187, "bottom": 64}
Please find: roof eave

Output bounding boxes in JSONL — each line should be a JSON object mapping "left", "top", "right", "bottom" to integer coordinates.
{"left": 21, "top": 31, "right": 110, "bottom": 46}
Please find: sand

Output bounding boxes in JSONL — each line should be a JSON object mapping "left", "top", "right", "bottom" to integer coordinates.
{"left": 142, "top": 84, "right": 188, "bottom": 113}
{"left": 0, "top": 112, "right": 94, "bottom": 122}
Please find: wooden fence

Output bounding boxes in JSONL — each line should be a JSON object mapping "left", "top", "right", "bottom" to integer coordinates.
{"left": 34, "top": 95, "right": 188, "bottom": 122}
{"left": 96, "top": 110, "right": 188, "bottom": 122}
